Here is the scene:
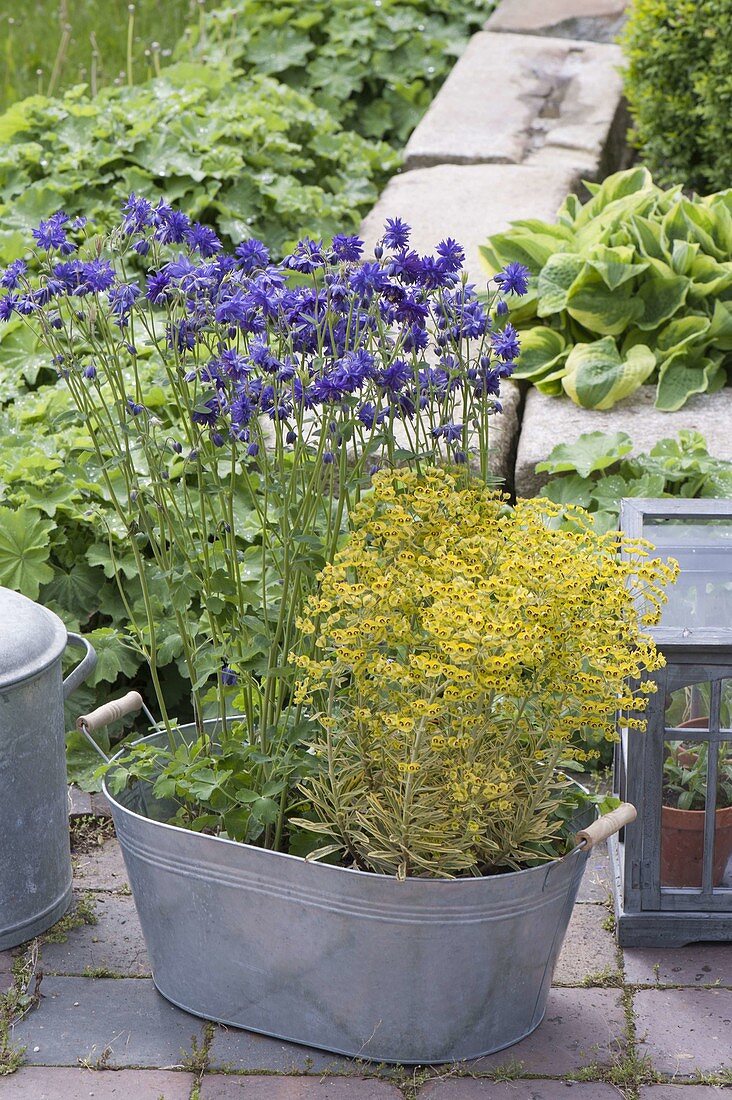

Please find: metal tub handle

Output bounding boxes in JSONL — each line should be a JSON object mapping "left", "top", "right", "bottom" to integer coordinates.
{"left": 75, "top": 691, "right": 155, "bottom": 763}
{"left": 62, "top": 633, "right": 97, "bottom": 701}
{"left": 575, "top": 802, "right": 637, "bottom": 850}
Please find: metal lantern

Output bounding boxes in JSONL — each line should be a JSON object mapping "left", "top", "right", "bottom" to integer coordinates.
{"left": 611, "top": 499, "right": 732, "bottom": 947}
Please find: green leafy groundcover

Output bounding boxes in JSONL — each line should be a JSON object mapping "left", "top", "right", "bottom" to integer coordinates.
{"left": 538, "top": 429, "right": 732, "bottom": 534}
{"left": 481, "top": 168, "right": 732, "bottom": 411}
{"left": 176, "top": 0, "right": 495, "bottom": 146}
{"left": 621, "top": 0, "right": 732, "bottom": 196}
{"left": 0, "top": 61, "right": 399, "bottom": 268}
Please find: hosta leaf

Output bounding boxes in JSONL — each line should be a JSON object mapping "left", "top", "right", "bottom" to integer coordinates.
{"left": 688, "top": 254, "right": 732, "bottom": 297}
{"left": 566, "top": 270, "right": 642, "bottom": 336}
{"left": 586, "top": 245, "right": 649, "bottom": 290}
{"left": 656, "top": 316, "right": 710, "bottom": 358}
{"left": 536, "top": 430, "right": 633, "bottom": 478}
{"left": 513, "top": 327, "right": 567, "bottom": 380}
{"left": 536, "top": 254, "right": 584, "bottom": 316}
{"left": 655, "top": 355, "right": 720, "bottom": 412}
{"left": 0, "top": 506, "right": 55, "bottom": 599}
{"left": 534, "top": 368, "right": 566, "bottom": 396}
{"left": 708, "top": 300, "right": 732, "bottom": 350}
{"left": 479, "top": 230, "right": 561, "bottom": 276}
{"left": 572, "top": 167, "right": 655, "bottom": 228}
{"left": 635, "top": 275, "right": 690, "bottom": 330}
{"left": 670, "top": 238, "right": 700, "bottom": 276}
{"left": 562, "top": 338, "right": 656, "bottom": 410}
{"left": 628, "top": 213, "right": 670, "bottom": 262}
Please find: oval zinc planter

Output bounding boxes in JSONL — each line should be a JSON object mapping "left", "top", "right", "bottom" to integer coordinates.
{"left": 102, "top": 724, "right": 621, "bottom": 1065}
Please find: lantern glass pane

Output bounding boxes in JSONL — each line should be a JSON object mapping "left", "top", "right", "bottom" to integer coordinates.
{"left": 642, "top": 516, "right": 732, "bottom": 631}
{"left": 661, "top": 737, "right": 710, "bottom": 888}
{"left": 664, "top": 686, "right": 708, "bottom": 733}
{"left": 715, "top": 741, "right": 732, "bottom": 890}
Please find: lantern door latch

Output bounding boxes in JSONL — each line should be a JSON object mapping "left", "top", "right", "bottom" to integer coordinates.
{"left": 631, "top": 859, "right": 654, "bottom": 890}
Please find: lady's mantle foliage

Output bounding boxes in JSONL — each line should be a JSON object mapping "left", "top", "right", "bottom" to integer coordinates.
{"left": 0, "top": 63, "right": 399, "bottom": 270}
{"left": 176, "top": 0, "right": 496, "bottom": 146}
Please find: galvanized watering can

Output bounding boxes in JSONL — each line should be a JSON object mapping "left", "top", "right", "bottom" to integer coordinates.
{"left": 0, "top": 587, "right": 96, "bottom": 950}
{"left": 83, "top": 700, "right": 636, "bottom": 1064}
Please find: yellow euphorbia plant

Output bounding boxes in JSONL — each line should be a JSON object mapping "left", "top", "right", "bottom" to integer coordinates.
{"left": 294, "top": 467, "right": 677, "bottom": 878}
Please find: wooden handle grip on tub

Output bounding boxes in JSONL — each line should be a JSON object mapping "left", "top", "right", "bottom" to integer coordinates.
{"left": 575, "top": 802, "right": 637, "bottom": 850}
{"left": 76, "top": 691, "right": 144, "bottom": 734}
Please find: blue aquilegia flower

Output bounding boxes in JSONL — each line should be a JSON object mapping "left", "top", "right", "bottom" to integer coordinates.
{"left": 1, "top": 198, "right": 526, "bottom": 477}
{"left": 494, "top": 262, "right": 530, "bottom": 297}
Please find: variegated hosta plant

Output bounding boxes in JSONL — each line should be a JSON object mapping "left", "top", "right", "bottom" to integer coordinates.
{"left": 294, "top": 466, "right": 677, "bottom": 878}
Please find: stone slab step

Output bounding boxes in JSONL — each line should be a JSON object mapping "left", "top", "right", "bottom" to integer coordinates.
{"left": 515, "top": 386, "right": 732, "bottom": 498}
{"left": 361, "top": 162, "right": 583, "bottom": 490}
{"left": 360, "top": 162, "right": 581, "bottom": 290}
{"left": 485, "top": 0, "right": 629, "bottom": 44}
{"left": 403, "top": 32, "right": 624, "bottom": 181}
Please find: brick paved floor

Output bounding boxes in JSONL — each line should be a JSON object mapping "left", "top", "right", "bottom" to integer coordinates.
{"left": 2, "top": 828, "right": 730, "bottom": 1100}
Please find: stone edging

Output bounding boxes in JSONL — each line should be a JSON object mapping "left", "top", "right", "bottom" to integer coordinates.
{"left": 359, "top": 0, "right": 632, "bottom": 494}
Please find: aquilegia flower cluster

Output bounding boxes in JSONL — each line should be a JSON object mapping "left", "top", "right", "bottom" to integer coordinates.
{"left": 0, "top": 199, "right": 527, "bottom": 477}
{"left": 0, "top": 198, "right": 530, "bottom": 853}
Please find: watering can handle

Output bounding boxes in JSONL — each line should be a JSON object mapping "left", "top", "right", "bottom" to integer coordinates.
{"left": 575, "top": 802, "right": 637, "bottom": 850}
{"left": 63, "top": 633, "right": 97, "bottom": 701}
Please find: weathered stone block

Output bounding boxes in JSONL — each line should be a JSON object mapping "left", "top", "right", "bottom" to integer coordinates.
{"left": 486, "top": 0, "right": 628, "bottom": 44}
{"left": 72, "top": 837, "right": 129, "bottom": 892}
{"left": 200, "top": 1076, "right": 404, "bottom": 1099}
{"left": 403, "top": 33, "right": 624, "bottom": 181}
{"left": 360, "top": 162, "right": 580, "bottom": 288}
{"left": 40, "top": 894, "right": 150, "bottom": 978}
{"left": 624, "top": 943, "right": 732, "bottom": 988}
{"left": 388, "top": 382, "right": 523, "bottom": 491}
{"left": 420, "top": 1082, "right": 622, "bottom": 1100}
{"left": 11, "top": 976, "right": 204, "bottom": 1068}
{"left": 208, "top": 1025, "right": 355, "bottom": 1074}
{"left": 577, "top": 842, "right": 612, "bottom": 904}
{"left": 515, "top": 386, "right": 732, "bottom": 499}
{"left": 555, "top": 903, "right": 618, "bottom": 986}
{"left": 471, "top": 987, "right": 626, "bottom": 1074}
{"left": 0, "top": 1066, "right": 195, "bottom": 1099}
{"left": 634, "top": 988, "right": 732, "bottom": 1075}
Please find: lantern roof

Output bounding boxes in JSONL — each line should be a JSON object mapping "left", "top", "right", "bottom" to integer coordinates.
{"left": 620, "top": 498, "right": 732, "bottom": 653}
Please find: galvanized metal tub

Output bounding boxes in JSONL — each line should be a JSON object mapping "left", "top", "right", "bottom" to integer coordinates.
{"left": 0, "top": 588, "right": 96, "bottom": 950}
{"left": 104, "top": 723, "right": 597, "bottom": 1064}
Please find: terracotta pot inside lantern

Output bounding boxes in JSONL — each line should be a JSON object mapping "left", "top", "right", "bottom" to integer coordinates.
{"left": 661, "top": 717, "right": 732, "bottom": 888}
